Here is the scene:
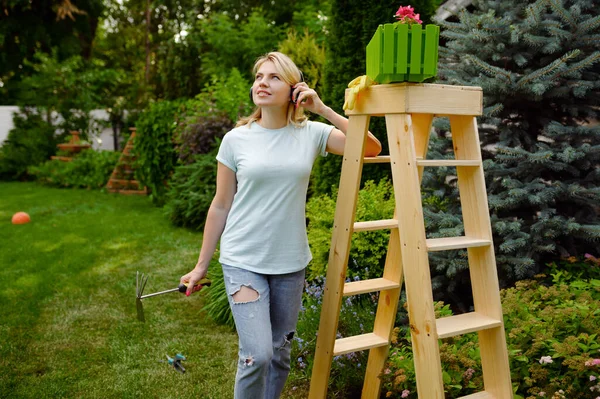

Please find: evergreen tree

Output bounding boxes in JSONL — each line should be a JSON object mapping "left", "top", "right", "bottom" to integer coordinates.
{"left": 427, "top": 0, "right": 600, "bottom": 304}
{"left": 313, "top": 0, "right": 441, "bottom": 196}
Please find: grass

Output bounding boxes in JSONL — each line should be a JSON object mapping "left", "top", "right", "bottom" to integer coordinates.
{"left": 0, "top": 182, "right": 309, "bottom": 398}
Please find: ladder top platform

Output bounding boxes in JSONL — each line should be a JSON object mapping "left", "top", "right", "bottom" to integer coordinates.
{"left": 344, "top": 83, "right": 483, "bottom": 117}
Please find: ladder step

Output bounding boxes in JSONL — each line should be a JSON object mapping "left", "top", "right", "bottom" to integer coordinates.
{"left": 416, "top": 159, "right": 480, "bottom": 167}
{"left": 457, "top": 392, "right": 495, "bottom": 399}
{"left": 333, "top": 333, "right": 389, "bottom": 356}
{"left": 363, "top": 157, "right": 481, "bottom": 166}
{"left": 353, "top": 219, "right": 398, "bottom": 232}
{"left": 343, "top": 278, "right": 400, "bottom": 296}
{"left": 436, "top": 312, "right": 502, "bottom": 339}
{"left": 363, "top": 156, "right": 390, "bottom": 163}
{"left": 426, "top": 237, "right": 491, "bottom": 252}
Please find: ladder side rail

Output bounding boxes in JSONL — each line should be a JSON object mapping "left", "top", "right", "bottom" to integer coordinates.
{"left": 361, "top": 113, "right": 434, "bottom": 398}
{"left": 361, "top": 218, "right": 401, "bottom": 397}
{"left": 309, "top": 115, "right": 371, "bottom": 399}
{"left": 385, "top": 113, "right": 444, "bottom": 398}
{"left": 449, "top": 115, "right": 512, "bottom": 398}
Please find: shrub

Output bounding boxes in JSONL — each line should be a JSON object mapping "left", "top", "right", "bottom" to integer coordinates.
{"left": 0, "top": 110, "right": 58, "bottom": 180}
{"left": 133, "top": 100, "right": 180, "bottom": 205}
{"left": 173, "top": 99, "right": 233, "bottom": 165}
{"left": 172, "top": 69, "right": 251, "bottom": 165}
{"left": 380, "top": 259, "right": 600, "bottom": 399}
{"left": 306, "top": 179, "right": 395, "bottom": 281}
{"left": 28, "top": 149, "right": 120, "bottom": 189}
{"left": 164, "top": 151, "right": 218, "bottom": 230}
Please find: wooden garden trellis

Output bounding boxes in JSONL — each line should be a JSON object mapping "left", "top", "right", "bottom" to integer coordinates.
{"left": 308, "top": 83, "right": 512, "bottom": 398}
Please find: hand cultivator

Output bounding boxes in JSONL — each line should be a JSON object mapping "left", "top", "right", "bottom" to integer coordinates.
{"left": 135, "top": 271, "right": 211, "bottom": 322}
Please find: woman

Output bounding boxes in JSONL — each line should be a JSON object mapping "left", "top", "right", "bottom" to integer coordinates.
{"left": 181, "top": 52, "right": 381, "bottom": 398}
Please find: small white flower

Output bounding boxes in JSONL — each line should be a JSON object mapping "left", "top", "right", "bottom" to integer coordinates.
{"left": 539, "top": 356, "right": 553, "bottom": 365}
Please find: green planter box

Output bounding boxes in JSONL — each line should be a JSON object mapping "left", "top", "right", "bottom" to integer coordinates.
{"left": 366, "top": 23, "right": 440, "bottom": 84}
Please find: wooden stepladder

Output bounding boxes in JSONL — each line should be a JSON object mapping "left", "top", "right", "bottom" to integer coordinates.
{"left": 308, "top": 83, "right": 512, "bottom": 399}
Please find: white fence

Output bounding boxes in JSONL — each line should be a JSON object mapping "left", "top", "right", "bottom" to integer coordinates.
{"left": 0, "top": 106, "right": 119, "bottom": 151}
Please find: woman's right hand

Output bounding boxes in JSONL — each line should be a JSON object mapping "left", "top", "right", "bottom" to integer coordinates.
{"left": 180, "top": 266, "right": 208, "bottom": 296}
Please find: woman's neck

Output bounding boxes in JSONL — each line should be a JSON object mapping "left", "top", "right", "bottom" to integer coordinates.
{"left": 257, "top": 106, "right": 288, "bottom": 129}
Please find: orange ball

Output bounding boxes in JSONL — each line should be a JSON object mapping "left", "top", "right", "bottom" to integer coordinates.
{"left": 12, "top": 212, "right": 31, "bottom": 225}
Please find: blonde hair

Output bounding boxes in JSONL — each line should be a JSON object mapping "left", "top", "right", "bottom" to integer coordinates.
{"left": 236, "top": 52, "right": 307, "bottom": 128}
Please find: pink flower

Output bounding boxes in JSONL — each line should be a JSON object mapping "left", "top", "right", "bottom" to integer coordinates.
{"left": 401, "top": 390, "right": 410, "bottom": 398}
{"left": 586, "top": 359, "right": 600, "bottom": 367}
{"left": 395, "top": 5, "right": 415, "bottom": 17}
{"left": 539, "top": 356, "right": 553, "bottom": 365}
{"left": 463, "top": 368, "right": 475, "bottom": 379}
{"left": 394, "top": 4, "right": 423, "bottom": 25}
{"left": 591, "top": 375, "right": 597, "bottom": 381}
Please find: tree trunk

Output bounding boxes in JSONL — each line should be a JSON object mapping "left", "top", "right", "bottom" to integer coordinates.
{"left": 145, "top": 0, "right": 151, "bottom": 84}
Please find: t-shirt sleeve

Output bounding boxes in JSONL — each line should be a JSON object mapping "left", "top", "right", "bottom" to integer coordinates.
{"left": 216, "top": 133, "right": 237, "bottom": 172}
{"left": 309, "top": 121, "right": 335, "bottom": 157}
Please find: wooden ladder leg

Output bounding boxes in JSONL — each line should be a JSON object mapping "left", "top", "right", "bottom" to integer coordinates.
{"left": 309, "top": 115, "right": 371, "bottom": 399}
{"left": 362, "top": 113, "right": 433, "bottom": 398}
{"left": 450, "top": 115, "right": 512, "bottom": 398}
{"left": 362, "top": 215, "right": 402, "bottom": 398}
{"left": 385, "top": 113, "right": 444, "bottom": 398}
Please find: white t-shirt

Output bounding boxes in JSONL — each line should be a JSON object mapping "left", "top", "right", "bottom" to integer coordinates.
{"left": 216, "top": 120, "right": 334, "bottom": 274}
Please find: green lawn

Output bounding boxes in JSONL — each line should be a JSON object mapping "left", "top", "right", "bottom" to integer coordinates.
{"left": 0, "top": 182, "right": 308, "bottom": 398}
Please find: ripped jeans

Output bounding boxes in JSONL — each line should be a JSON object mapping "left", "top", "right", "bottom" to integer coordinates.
{"left": 221, "top": 264, "right": 305, "bottom": 399}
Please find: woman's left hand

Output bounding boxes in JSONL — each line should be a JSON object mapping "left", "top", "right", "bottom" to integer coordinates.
{"left": 292, "top": 83, "right": 327, "bottom": 115}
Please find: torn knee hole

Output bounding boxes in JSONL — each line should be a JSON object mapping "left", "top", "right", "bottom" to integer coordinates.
{"left": 231, "top": 285, "right": 259, "bottom": 304}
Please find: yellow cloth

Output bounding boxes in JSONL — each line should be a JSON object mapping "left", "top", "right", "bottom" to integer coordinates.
{"left": 342, "top": 75, "right": 377, "bottom": 111}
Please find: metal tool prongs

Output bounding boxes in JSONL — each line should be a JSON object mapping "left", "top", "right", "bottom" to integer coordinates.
{"left": 135, "top": 271, "right": 211, "bottom": 322}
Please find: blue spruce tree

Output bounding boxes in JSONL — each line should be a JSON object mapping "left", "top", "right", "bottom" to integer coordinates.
{"left": 426, "top": 0, "right": 600, "bottom": 304}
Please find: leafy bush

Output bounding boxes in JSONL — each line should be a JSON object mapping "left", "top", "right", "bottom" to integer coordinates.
{"left": 380, "top": 259, "right": 600, "bottom": 399}
{"left": 173, "top": 96, "right": 232, "bottom": 166}
{"left": 200, "top": 259, "right": 235, "bottom": 329}
{"left": 0, "top": 110, "right": 58, "bottom": 180}
{"left": 28, "top": 149, "right": 120, "bottom": 189}
{"left": 164, "top": 151, "right": 218, "bottom": 229}
{"left": 133, "top": 100, "right": 180, "bottom": 205}
{"left": 306, "top": 179, "right": 395, "bottom": 281}
{"left": 173, "top": 69, "right": 251, "bottom": 165}
{"left": 278, "top": 28, "right": 326, "bottom": 94}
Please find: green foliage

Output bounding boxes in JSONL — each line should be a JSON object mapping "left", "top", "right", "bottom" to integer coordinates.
{"left": 435, "top": 0, "right": 600, "bottom": 285}
{"left": 18, "top": 52, "right": 120, "bottom": 139}
{"left": 0, "top": 0, "right": 104, "bottom": 104}
{"left": 278, "top": 29, "right": 326, "bottom": 94}
{"left": 28, "top": 150, "right": 120, "bottom": 189}
{"left": 164, "top": 152, "right": 217, "bottom": 230}
{"left": 0, "top": 110, "right": 58, "bottom": 180}
{"left": 380, "top": 268, "right": 600, "bottom": 398}
{"left": 306, "top": 179, "right": 395, "bottom": 280}
{"left": 207, "top": 69, "right": 255, "bottom": 123}
{"left": 200, "top": 10, "right": 285, "bottom": 80}
{"left": 173, "top": 97, "right": 233, "bottom": 165}
{"left": 134, "top": 100, "right": 180, "bottom": 205}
